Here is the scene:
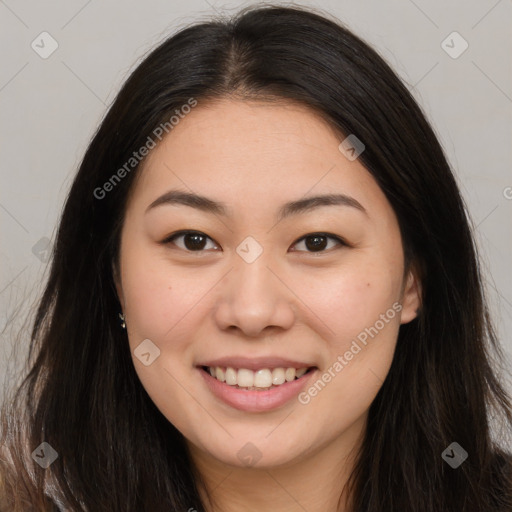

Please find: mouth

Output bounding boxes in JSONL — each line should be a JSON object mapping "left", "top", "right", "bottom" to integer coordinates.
{"left": 197, "top": 364, "right": 319, "bottom": 412}
{"left": 199, "top": 365, "right": 317, "bottom": 391}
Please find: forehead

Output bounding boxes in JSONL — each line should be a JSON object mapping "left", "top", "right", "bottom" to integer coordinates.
{"left": 129, "top": 98, "right": 389, "bottom": 219}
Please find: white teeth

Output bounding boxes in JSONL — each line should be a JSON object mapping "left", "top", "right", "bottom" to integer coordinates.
{"left": 215, "top": 367, "right": 225, "bottom": 382}
{"left": 225, "top": 367, "right": 237, "bottom": 385}
{"left": 285, "top": 368, "right": 296, "bottom": 381}
{"left": 254, "top": 369, "right": 273, "bottom": 388}
{"left": 272, "top": 368, "right": 286, "bottom": 385}
{"left": 237, "top": 368, "right": 254, "bottom": 387}
{"left": 206, "top": 366, "right": 311, "bottom": 389}
{"left": 295, "top": 368, "right": 307, "bottom": 378}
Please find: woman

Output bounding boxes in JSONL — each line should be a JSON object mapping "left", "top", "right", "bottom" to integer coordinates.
{"left": 1, "top": 4, "right": 511, "bottom": 511}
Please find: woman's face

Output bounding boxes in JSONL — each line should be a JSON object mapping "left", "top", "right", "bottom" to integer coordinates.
{"left": 115, "top": 98, "right": 420, "bottom": 469}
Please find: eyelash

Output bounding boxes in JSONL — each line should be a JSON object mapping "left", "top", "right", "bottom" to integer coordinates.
{"left": 161, "top": 230, "right": 348, "bottom": 254}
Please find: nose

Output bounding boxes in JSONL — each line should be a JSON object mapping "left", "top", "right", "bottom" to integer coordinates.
{"left": 213, "top": 251, "right": 296, "bottom": 338}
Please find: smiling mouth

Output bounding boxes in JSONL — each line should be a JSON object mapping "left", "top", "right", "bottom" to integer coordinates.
{"left": 200, "top": 365, "right": 317, "bottom": 391}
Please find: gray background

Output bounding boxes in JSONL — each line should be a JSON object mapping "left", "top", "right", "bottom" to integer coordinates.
{"left": 1, "top": 0, "right": 511, "bottom": 400}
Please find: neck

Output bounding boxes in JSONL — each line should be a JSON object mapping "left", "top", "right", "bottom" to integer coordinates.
{"left": 187, "top": 415, "right": 366, "bottom": 512}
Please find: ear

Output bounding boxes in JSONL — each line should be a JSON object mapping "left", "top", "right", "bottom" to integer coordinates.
{"left": 399, "top": 266, "right": 422, "bottom": 324}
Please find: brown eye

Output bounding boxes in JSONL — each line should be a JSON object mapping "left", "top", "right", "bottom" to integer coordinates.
{"left": 291, "top": 233, "right": 345, "bottom": 253}
{"left": 164, "top": 231, "right": 219, "bottom": 252}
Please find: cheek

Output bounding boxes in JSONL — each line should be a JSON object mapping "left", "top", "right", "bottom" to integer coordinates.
{"left": 295, "top": 256, "right": 403, "bottom": 413}
{"left": 120, "top": 241, "right": 198, "bottom": 349}
{"left": 296, "top": 260, "right": 402, "bottom": 347}
{"left": 296, "top": 266, "right": 402, "bottom": 436}
{"left": 119, "top": 244, "right": 203, "bottom": 431}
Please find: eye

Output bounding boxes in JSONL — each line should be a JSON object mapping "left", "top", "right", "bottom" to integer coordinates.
{"left": 163, "top": 231, "right": 219, "bottom": 252}
{"left": 290, "top": 233, "right": 346, "bottom": 253}
{"left": 162, "top": 231, "right": 347, "bottom": 254}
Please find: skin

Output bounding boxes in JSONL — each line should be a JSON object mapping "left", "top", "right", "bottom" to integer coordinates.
{"left": 114, "top": 98, "right": 421, "bottom": 512}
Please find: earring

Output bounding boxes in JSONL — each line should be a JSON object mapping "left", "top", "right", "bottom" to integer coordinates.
{"left": 118, "top": 312, "right": 126, "bottom": 329}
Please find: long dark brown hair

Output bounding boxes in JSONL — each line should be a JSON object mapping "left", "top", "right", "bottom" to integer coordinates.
{"left": 1, "top": 4, "right": 511, "bottom": 511}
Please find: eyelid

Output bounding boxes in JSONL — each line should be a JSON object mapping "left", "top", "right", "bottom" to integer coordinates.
{"left": 162, "top": 230, "right": 348, "bottom": 253}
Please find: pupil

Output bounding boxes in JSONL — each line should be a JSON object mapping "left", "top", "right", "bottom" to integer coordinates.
{"left": 185, "top": 233, "right": 206, "bottom": 251}
{"left": 305, "top": 235, "right": 327, "bottom": 251}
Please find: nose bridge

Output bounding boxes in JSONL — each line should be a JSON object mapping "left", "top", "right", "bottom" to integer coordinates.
{"left": 238, "top": 246, "right": 273, "bottom": 286}
{"left": 232, "top": 241, "right": 279, "bottom": 308}
{"left": 214, "top": 237, "right": 295, "bottom": 336}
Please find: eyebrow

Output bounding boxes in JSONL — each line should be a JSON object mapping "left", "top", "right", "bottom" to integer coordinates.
{"left": 145, "top": 189, "right": 367, "bottom": 221}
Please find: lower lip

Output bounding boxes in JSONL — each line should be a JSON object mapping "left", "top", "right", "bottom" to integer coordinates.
{"left": 198, "top": 367, "right": 317, "bottom": 412}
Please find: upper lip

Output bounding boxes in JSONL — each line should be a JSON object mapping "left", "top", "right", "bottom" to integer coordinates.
{"left": 197, "top": 356, "right": 317, "bottom": 371}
